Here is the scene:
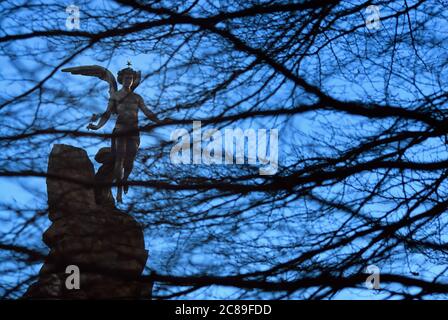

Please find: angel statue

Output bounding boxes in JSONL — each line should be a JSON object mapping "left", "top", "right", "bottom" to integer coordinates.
{"left": 62, "top": 62, "right": 163, "bottom": 203}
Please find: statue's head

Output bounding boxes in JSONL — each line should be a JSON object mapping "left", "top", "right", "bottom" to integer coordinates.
{"left": 117, "top": 64, "right": 139, "bottom": 90}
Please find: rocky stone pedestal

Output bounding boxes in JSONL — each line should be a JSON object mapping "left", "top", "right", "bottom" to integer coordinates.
{"left": 24, "top": 144, "right": 151, "bottom": 299}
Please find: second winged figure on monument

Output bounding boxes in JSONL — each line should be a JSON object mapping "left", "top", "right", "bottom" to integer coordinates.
{"left": 62, "top": 62, "right": 167, "bottom": 203}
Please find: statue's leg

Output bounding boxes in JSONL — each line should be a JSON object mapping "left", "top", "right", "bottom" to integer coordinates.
{"left": 123, "top": 136, "right": 140, "bottom": 194}
{"left": 114, "top": 136, "right": 127, "bottom": 203}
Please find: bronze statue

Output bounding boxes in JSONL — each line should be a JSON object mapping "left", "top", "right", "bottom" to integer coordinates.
{"left": 62, "top": 62, "right": 162, "bottom": 203}
{"left": 93, "top": 147, "right": 115, "bottom": 206}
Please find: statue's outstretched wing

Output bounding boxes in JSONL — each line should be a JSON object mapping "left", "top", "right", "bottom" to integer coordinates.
{"left": 61, "top": 65, "right": 117, "bottom": 96}
{"left": 131, "top": 70, "right": 141, "bottom": 91}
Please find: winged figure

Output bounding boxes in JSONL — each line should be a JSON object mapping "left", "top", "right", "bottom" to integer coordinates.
{"left": 62, "top": 62, "right": 162, "bottom": 203}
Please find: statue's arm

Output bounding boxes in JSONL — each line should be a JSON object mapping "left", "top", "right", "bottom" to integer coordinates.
{"left": 87, "top": 98, "right": 114, "bottom": 130}
{"left": 137, "top": 96, "right": 161, "bottom": 123}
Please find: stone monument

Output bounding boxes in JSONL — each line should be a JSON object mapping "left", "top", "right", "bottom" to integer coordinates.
{"left": 23, "top": 144, "right": 152, "bottom": 299}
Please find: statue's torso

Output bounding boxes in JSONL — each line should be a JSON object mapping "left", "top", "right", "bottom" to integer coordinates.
{"left": 112, "top": 90, "right": 140, "bottom": 131}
